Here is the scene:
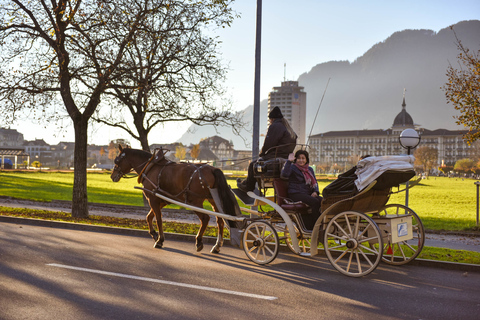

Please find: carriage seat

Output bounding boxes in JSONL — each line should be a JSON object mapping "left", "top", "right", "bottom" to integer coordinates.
{"left": 254, "top": 158, "right": 288, "bottom": 179}
{"left": 273, "top": 179, "right": 310, "bottom": 213}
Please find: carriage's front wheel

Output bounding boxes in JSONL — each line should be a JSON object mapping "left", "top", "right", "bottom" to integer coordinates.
{"left": 243, "top": 221, "right": 279, "bottom": 265}
{"left": 324, "top": 211, "right": 383, "bottom": 277}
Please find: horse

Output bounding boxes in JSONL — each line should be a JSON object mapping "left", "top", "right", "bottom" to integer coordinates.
{"left": 110, "top": 145, "right": 241, "bottom": 253}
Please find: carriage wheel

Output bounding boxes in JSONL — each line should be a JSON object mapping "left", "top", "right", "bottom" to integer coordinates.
{"left": 324, "top": 211, "right": 383, "bottom": 277}
{"left": 273, "top": 221, "right": 311, "bottom": 254}
{"left": 376, "top": 204, "right": 425, "bottom": 265}
{"left": 285, "top": 222, "right": 311, "bottom": 254}
{"left": 243, "top": 221, "right": 279, "bottom": 265}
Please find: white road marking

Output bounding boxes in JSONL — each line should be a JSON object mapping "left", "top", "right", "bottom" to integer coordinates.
{"left": 47, "top": 263, "right": 277, "bottom": 300}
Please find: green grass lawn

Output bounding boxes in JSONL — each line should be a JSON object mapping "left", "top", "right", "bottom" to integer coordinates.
{"left": 1, "top": 170, "right": 480, "bottom": 232}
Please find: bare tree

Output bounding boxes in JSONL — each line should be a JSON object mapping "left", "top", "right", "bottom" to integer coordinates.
{"left": 0, "top": 0, "right": 152, "bottom": 217}
{"left": 92, "top": 0, "right": 244, "bottom": 151}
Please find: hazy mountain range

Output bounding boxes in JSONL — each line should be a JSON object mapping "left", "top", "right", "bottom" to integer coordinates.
{"left": 178, "top": 20, "right": 480, "bottom": 150}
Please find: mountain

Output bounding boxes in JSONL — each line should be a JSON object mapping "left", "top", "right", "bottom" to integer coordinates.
{"left": 178, "top": 20, "right": 480, "bottom": 149}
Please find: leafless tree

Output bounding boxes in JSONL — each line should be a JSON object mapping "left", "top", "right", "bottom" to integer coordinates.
{"left": 92, "top": 0, "right": 244, "bottom": 151}
{"left": 0, "top": 0, "right": 157, "bottom": 217}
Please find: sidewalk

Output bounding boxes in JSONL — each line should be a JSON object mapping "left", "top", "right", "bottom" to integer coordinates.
{"left": 1, "top": 198, "right": 479, "bottom": 253}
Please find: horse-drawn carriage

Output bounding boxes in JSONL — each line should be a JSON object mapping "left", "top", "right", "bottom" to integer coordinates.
{"left": 112, "top": 146, "right": 425, "bottom": 278}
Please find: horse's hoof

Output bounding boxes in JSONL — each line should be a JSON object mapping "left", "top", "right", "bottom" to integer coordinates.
{"left": 154, "top": 240, "right": 163, "bottom": 249}
{"left": 210, "top": 246, "right": 220, "bottom": 254}
{"left": 150, "top": 232, "right": 159, "bottom": 242}
{"left": 196, "top": 243, "right": 204, "bottom": 252}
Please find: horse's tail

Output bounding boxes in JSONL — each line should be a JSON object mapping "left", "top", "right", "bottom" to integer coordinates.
{"left": 212, "top": 168, "right": 240, "bottom": 228}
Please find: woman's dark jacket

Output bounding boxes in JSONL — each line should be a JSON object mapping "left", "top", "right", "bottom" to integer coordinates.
{"left": 281, "top": 161, "right": 320, "bottom": 196}
{"left": 259, "top": 119, "right": 297, "bottom": 160}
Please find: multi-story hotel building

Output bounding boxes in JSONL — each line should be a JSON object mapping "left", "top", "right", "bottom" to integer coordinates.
{"left": 268, "top": 81, "right": 307, "bottom": 144}
{"left": 309, "top": 95, "right": 475, "bottom": 169}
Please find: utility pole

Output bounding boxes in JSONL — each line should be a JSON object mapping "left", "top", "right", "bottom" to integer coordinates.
{"left": 252, "top": 0, "right": 262, "bottom": 158}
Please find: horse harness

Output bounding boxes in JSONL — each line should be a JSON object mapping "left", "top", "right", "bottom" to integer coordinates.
{"left": 138, "top": 149, "right": 211, "bottom": 203}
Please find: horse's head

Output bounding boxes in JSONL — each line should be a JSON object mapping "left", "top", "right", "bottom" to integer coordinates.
{"left": 111, "top": 145, "right": 132, "bottom": 182}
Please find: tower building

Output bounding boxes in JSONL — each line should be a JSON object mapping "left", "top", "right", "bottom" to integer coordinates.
{"left": 268, "top": 81, "right": 306, "bottom": 144}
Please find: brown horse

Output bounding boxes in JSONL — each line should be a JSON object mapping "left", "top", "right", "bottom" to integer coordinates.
{"left": 110, "top": 145, "right": 241, "bottom": 253}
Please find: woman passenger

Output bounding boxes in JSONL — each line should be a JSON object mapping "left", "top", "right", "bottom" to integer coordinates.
{"left": 281, "top": 150, "right": 322, "bottom": 230}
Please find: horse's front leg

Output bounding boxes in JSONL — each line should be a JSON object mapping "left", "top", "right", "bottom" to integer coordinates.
{"left": 195, "top": 212, "right": 210, "bottom": 252}
{"left": 146, "top": 195, "right": 165, "bottom": 249}
{"left": 153, "top": 206, "right": 165, "bottom": 249}
{"left": 211, "top": 216, "right": 224, "bottom": 254}
{"left": 146, "top": 209, "right": 158, "bottom": 242}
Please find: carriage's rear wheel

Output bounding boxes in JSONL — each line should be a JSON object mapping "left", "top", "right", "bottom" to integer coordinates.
{"left": 273, "top": 221, "right": 312, "bottom": 254}
{"left": 376, "top": 204, "right": 425, "bottom": 265}
{"left": 285, "top": 222, "right": 311, "bottom": 254}
{"left": 324, "top": 211, "right": 383, "bottom": 277}
{"left": 243, "top": 221, "right": 279, "bottom": 265}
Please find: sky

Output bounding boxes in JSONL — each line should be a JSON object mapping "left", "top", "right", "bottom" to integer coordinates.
{"left": 13, "top": 0, "right": 480, "bottom": 149}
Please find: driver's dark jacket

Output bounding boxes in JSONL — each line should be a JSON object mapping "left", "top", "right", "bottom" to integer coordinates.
{"left": 259, "top": 119, "right": 297, "bottom": 160}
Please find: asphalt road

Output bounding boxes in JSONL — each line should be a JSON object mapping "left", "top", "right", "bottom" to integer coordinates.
{"left": 1, "top": 222, "right": 479, "bottom": 320}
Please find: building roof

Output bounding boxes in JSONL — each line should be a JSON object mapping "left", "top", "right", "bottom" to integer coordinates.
{"left": 199, "top": 135, "right": 233, "bottom": 149}
{"left": 420, "top": 128, "right": 471, "bottom": 136}
{"left": 0, "top": 148, "right": 29, "bottom": 156}
{"left": 0, "top": 127, "right": 22, "bottom": 135}
{"left": 23, "top": 139, "right": 49, "bottom": 146}
{"left": 310, "top": 129, "right": 393, "bottom": 138}
{"left": 392, "top": 95, "right": 414, "bottom": 127}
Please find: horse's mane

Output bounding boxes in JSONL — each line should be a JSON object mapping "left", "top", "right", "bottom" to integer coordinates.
{"left": 126, "top": 148, "right": 152, "bottom": 159}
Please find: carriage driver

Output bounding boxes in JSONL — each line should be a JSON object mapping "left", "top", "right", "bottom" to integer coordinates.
{"left": 237, "top": 106, "right": 297, "bottom": 193}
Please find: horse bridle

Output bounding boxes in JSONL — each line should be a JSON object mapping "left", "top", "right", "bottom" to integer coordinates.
{"left": 114, "top": 152, "right": 148, "bottom": 179}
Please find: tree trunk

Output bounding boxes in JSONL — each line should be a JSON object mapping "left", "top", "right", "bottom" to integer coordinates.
{"left": 140, "top": 133, "right": 150, "bottom": 152}
{"left": 71, "top": 117, "right": 89, "bottom": 218}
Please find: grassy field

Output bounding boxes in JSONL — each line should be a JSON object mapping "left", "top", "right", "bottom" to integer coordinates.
{"left": 1, "top": 170, "right": 479, "bottom": 232}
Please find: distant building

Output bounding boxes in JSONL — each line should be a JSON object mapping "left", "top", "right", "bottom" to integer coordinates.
{"left": 87, "top": 145, "right": 110, "bottom": 167}
{"left": 199, "top": 135, "right": 234, "bottom": 168}
{"left": 309, "top": 93, "right": 474, "bottom": 170}
{"left": 0, "top": 127, "right": 24, "bottom": 148}
{"left": 23, "top": 139, "right": 52, "bottom": 164}
{"left": 268, "top": 81, "right": 307, "bottom": 144}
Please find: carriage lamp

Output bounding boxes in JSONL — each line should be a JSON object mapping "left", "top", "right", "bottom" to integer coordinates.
{"left": 399, "top": 128, "right": 420, "bottom": 208}
{"left": 399, "top": 128, "right": 421, "bottom": 155}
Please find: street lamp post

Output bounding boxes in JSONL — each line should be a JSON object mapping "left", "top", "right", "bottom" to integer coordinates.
{"left": 399, "top": 128, "right": 421, "bottom": 207}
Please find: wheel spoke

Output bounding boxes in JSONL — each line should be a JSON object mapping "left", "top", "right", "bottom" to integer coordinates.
{"left": 358, "top": 243, "right": 378, "bottom": 255}
{"left": 355, "top": 251, "right": 362, "bottom": 273}
{"left": 329, "top": 242, "right": 347, "bottom": 250}
{"left": 247, "top": 229, "right": 257, "bottom": 238}
{"left": 358, "top": 249, "right": 374, "bottom": 267}
{"left": 345, "top": 214, "right": 353, "bottom": 235}
{"left": 334, "top": 249, "right": 350, "bottom": 263}
{"left": 396, "top": 243, "right": 407, "bottom": 259}
{"left": 333, "top": 220, "right": 349, "bottom": 238}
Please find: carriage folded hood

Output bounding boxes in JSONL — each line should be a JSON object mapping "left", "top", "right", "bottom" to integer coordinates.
{"left": 354, "top": 155, "right": 415, "bottom": 191}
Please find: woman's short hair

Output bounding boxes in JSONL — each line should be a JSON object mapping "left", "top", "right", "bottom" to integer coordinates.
{"left": 294, "top": 150, "right": 310, "bottom": 164}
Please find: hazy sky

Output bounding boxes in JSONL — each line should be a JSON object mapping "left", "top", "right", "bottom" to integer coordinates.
{"left": 16, "top": 0, "right": 480, "bottom": 148}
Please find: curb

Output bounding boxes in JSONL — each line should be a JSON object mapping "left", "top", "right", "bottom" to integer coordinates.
{"left": 1, "top": 215, "right": 480, "bottom": 273}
